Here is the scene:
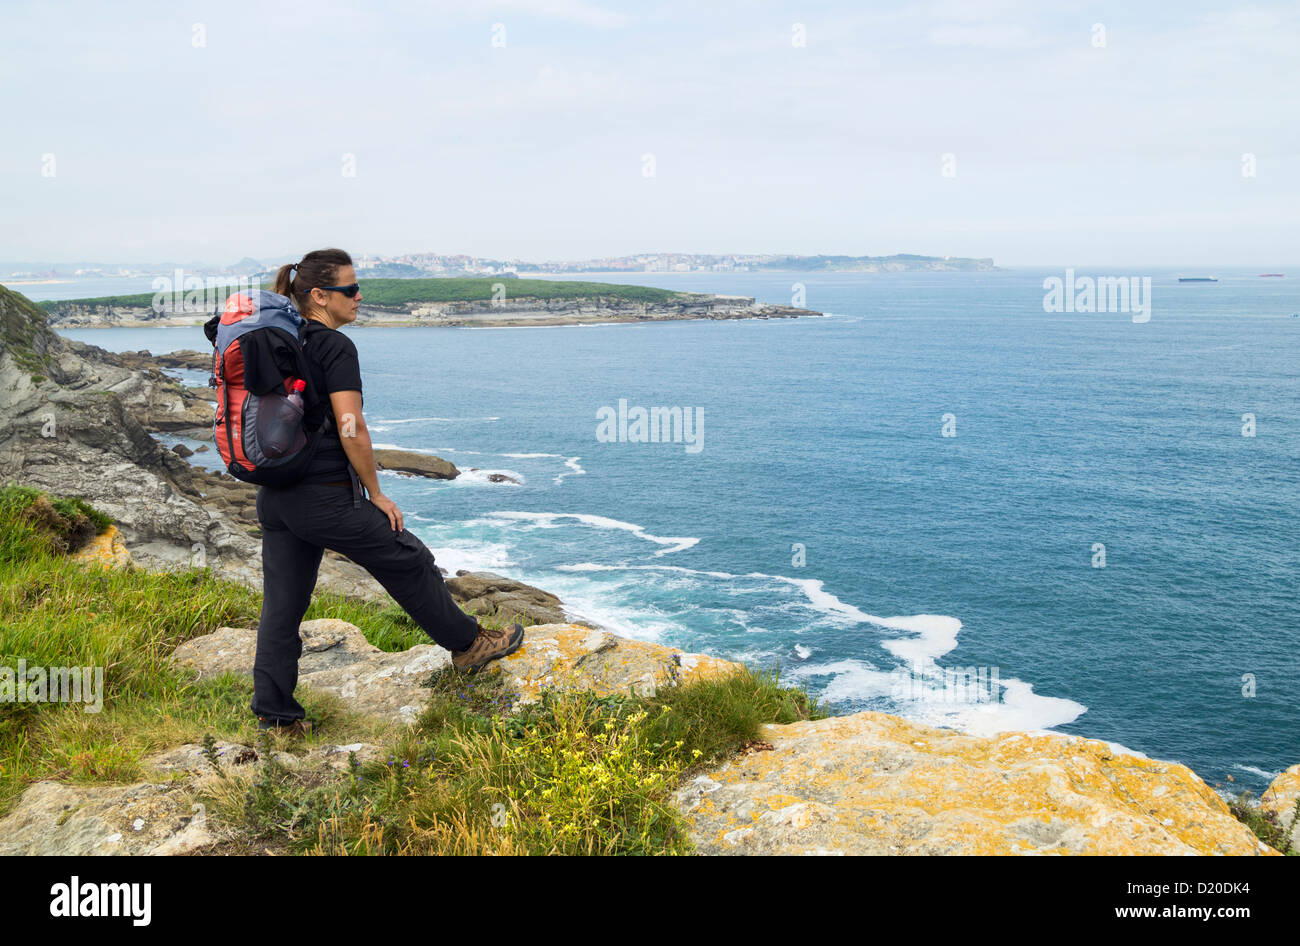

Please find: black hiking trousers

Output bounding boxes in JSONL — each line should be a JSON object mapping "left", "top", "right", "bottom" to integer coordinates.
{"left": 251, "top": 479, "right": 480, "bottom": 725}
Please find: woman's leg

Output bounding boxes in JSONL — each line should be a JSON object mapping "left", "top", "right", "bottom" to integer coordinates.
{"left": 288, "top": 484, "right": 480, "bottom": 652}
{"left": 252, "top": 485, "right": 325, "bottom": 724}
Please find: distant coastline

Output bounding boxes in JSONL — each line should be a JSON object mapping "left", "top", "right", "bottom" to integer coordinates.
{"left": 39, "top": 277, "right": 814, "bottom": 329}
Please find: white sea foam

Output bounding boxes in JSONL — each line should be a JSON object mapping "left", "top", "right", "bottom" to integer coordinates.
{"left": 455, "top": 468, "right": 525, "bottom": 487}
{"left": 1233, "top": 764, "right": 1279, "bottom": 781}
{"left": 372, "top": 416, "right": 500, "bottom": 424}
{"left": 554, "top": 456, "right": 586, "bottom": 484}
{"left": 789, "top": 656, "right": 1088, "bottom": 737}
{"left": 488, "top": 511, "right": 698, "bottom": 555}
{"left": 555, "top": 562, "right": 735, "bottom": 579}
{"left": 786, "top": 659, "right": 899, "bottom": 703}
{"left": 371, "top": 442, "right": 484, "bottom": 457}
{"left": 759, "top": 576, "right": 963, "bottom": 661}
{"left": 794, "top": 644, "right": 813, "bottom": 660}
{"left": 423, "top": 540, "right": 515, "bottom": 575}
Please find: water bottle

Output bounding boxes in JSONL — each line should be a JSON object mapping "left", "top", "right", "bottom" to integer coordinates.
{"left": 259, "top": 378, "right": 308, "bottom": 459}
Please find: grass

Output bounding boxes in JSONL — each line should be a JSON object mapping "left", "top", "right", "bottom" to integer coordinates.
{"left": 37, "top": 277, "right": 698, "bottom": 312}
{"left": 192, "top": 663, "right": 822, "bottom": 856}
{"left": 0, "top": 483, "right": 827, "bottom": 854}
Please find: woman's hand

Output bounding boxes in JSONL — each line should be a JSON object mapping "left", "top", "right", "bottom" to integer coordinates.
{"left": 370, "top": 492, "right": 404, "bottom": 532}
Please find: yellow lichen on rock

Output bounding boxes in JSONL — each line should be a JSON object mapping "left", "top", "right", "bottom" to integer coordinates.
{"left": 499, "top": 623, "right": 742, "bottom": 703}
{"left": 70, "top": 525, "right": 131, "bottom": 570}
{"left": 1261, "top": 763, "right": 1300, "bottom": 851}
{"left": 673, "top": 711, "right": 1280, "bottom": 856}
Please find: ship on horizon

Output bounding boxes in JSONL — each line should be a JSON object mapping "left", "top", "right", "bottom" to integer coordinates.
{"left": 1178, "top": 275, "right": 1218, "bottom": 282}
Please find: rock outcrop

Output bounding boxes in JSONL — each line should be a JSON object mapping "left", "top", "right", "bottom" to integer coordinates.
{"left": 0, "top": 285, "right": 261, "bottom": 584}
{"left": 0, "top": 285, "right": 585, "bottom": 623}
{"left": 671, "top": 711, "right": 1279, "bottom": 856}
{"left": 0, "top": 781, "right": 216, "bottom": 856}
{"left": 172, "top": 618, "right": 450, "bottom": 726}
{"left": 498, "top": 623, "right": 737, "bottom": 701}
{"left": 444, "top": 570, "right": 575, "bottom": 627}
{"left": 168, "top": 619, "right": 735, "bottom": 721}
{"left": 373, "top": 447, "right": 459, "bottom": 479}
{"left": 1261, "top": 764, "right": 1300, "bottom": 852}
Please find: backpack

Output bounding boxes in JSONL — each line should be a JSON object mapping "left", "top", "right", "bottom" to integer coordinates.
{"left": 204, "top": 289, "right": 333, "bottom": 486}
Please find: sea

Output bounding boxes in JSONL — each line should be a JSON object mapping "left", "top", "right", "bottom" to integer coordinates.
{"left": 38, "top": 267, "right": 1299, "bottom": 795}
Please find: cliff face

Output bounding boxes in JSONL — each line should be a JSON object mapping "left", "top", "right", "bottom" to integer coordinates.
{"left": 0, "top": 284, "right": 255, "bottom": 580}
{"left": 0, "top": 284, "right": 597, "bottom": 613}
{"left": 0, "top": 286, "right": 409, "bottom": 598}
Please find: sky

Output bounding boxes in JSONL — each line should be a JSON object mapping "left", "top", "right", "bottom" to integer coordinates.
{"left": 1, "top": 0, "right": 1297, "bottom": 268}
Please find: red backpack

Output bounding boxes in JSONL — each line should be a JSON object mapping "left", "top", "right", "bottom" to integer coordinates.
{"left": 204, "top": 289, "right": 332, "bottom": 486}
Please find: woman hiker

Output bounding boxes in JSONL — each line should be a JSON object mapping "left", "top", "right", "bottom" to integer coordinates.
{"left": 251, "top": 247, "right": 524, "bottom": 735}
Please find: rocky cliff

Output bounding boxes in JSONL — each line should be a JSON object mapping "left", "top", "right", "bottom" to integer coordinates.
{"left": 0, "top": 284, "right": 576, "bottom": 618}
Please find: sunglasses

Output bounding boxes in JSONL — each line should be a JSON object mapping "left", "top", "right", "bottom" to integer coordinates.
{"left": 317, "top": 283, "right": 361, "bottom": 298}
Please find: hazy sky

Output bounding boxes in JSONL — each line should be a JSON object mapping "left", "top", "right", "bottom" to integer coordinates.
{"left": 2, "top": 0, "right": 1296, "bottom": 267}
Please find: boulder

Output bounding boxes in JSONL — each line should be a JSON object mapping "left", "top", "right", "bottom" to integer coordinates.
{"left": 171, "top": 618, "right": 452, "bottom": 726}
{"left": 372, "top": 448, "right": 459, "bottom": 479}
{"left": 170, "top": 619, "right": 743, "bottom": 720}
{"left": 0, "top": 781, "right": 216, "bottom": 856}
{"left": 446, "top": 570, "right": 574, "bottom": 626}
{"left": 498, "top": 623, "right": 741, "bottom": 703}
{"left": 672, "top": 711, "right": 1280, "bottom": 856}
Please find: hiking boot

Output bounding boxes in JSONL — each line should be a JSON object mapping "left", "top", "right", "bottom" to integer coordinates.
{"left": 257, "top": 716, "right": 313, "bottom": 738}
{"left": 452, "top": 622, "right": 525, "bottom": 673}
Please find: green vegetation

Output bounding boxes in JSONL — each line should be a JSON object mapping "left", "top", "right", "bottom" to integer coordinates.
{"left": 0, "top": 284, "right": 54, "bottom": 377}
{"left": 37, "top": 277, "right": 697, "bottom": 312}
{"left": 1227, "top": 791, "right": 1299, "bottom": 855}
{"left": 0, "top": 483, "right": 825, "bottom": 854}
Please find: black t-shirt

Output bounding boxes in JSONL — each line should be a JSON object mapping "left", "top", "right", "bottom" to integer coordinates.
{"left": 298, "top": 320, "right": 363, "bottom": 484}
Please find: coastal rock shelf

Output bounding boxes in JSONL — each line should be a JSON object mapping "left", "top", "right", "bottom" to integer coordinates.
{"left": 2, "top": 616, "right": 1278, "bottom": 856}
{"left": 672, "top": 712, "right": 1279, "bottom": 856}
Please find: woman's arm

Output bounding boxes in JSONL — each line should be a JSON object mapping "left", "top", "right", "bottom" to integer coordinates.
{"left": 329, "top": 389, "right": 403, "bottom": 531}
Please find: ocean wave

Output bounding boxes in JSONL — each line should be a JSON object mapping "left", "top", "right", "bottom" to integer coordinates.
{"left": 488, "top": 511, "right": 698, "bottom": 555}
{"left": 1232, "top": 763, "right": 1280, "bottom": 781}
{"left": 555, "top": 456, "right": 587, "bottom": 484}
{"left": 372, "top": 416, "right": 500, "bottom": 424}
{"left": 456, "top": 468, "right": 525, "bottom": 487}
{"left": 422, "top": 539, "right": 516, "bottom": 574}
{"left": 788, "top": 658, "right": 1088, "bottom": 737}
{"left": 555, "top": 562, "right": 735, "bottom": 579}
